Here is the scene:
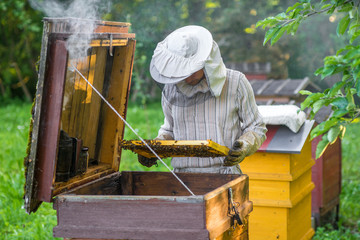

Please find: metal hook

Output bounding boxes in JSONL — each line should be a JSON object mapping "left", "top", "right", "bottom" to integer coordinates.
{"left": 228, "top": 187, "right": 243, "bottom": 227}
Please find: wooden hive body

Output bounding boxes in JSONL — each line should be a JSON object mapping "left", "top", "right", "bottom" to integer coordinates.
{"left": 24, "top": 18, "right": 253, "bottom": 240}
{"left": 240, "top": 123, "right": 315, "bottom": 240}
{"left": 311, "top": 135, "right": 341, "bottom": 227}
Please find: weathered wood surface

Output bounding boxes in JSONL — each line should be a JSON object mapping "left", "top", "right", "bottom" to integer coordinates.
{"left": 54, "top": 172, "right": 251, "bottom": 240}
{"left": 36, "top": 39, "right": 68, "bottom": 202}
{"left": 97, "top": 40, "right": 136, "bottom": 170}
{"left": 24, "top": 20, "right": 51, "bottom": 214}
{"left": 23, "top": 18, "right": 137, "bottom": 215}
{"left": 124, "top": 171, "right": 239, "bottom": 196}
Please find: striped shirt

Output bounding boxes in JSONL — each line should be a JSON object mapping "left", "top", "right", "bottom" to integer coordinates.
{"left": 158, "top": 69, "right": 267, "bottom": 172}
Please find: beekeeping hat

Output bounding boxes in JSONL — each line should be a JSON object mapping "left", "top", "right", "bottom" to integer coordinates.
{"left": 150, "top": 25, "right": 227, "bottom": 97}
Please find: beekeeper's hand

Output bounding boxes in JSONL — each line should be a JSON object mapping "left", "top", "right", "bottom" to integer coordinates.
{"left": 223, "top": 131, "right": 262, "bottom": 166}
{"left": 223, "top": 139, "right": 249, "bottom": 166}
{"left": 137, "top": 134, "right": 173, "bottom": 167}
{"left": 138, "top": 155, "right": 158, "bottom": 168}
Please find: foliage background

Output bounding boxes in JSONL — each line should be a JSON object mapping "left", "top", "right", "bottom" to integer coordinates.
{"left": 0, "top": 0, "right": 348, "bottom": 104}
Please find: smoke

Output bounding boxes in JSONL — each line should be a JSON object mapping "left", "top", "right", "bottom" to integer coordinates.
{"left": 29, "top": 0, "right": 112, "bottom": 59}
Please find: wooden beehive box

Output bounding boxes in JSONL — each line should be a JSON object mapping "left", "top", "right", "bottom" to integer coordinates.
{"left": 23, "top": 18, "right": 253, "bottom": 240}
{"left": 240, "top": 121, "right": 315, "bottom": 240}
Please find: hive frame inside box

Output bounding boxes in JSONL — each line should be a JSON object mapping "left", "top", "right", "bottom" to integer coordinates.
{"left": 23, "top": 18, "right": 253, "bottom": 240}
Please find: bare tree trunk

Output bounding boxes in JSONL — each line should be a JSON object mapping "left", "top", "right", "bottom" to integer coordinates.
{"left": 11, "top": 62, "right": 32, "bottom": 102}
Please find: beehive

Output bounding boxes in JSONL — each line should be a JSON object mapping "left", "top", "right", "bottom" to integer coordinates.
{"left": 240, "top": 121, "right": 315, "bottom": 240}
{"left": 23, "top": 17, "right": 253, "bottom": 240}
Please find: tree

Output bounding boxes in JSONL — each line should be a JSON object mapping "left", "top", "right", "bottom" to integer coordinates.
{"left": 256, "top": 0, "right": 360, "bottom": 158}
{"left": 0, "top": 0, "right": 43, "bottom": 103}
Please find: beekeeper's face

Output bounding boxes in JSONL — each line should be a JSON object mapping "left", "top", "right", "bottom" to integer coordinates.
{"left": 184, "top": 69, "right": 204, "bottom": 86}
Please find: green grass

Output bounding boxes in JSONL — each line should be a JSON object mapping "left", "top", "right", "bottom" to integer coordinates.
{"left": 0, "top": 101, "right": 359, "bottom": 239}
{"left": 0, "top": 102, "right": 57, "bottom": 240}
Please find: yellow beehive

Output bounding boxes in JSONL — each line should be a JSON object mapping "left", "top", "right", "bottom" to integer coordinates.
{"left": 240, "top": 122, "right": 315, "bottom": 240}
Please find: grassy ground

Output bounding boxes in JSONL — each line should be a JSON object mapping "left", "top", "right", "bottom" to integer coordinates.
{"left": 0, "top": 101, "right": 359, "bottom": 239}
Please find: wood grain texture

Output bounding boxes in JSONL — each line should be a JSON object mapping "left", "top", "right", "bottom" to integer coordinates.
{"left": 54, "top": 196, "right": 207, "bottom": 239}
{"left": 205, "top": 175, "right": 251, "bottom": 239}
{"left": 36, "top": 40, "right": 68, "bottom": 202}
{"left": 82, "top": 47, "right": 107, "bottom": 159}
{"left": 126, "top": 171, "right": 239, "bottom": 196}
{"left": 98, "top": 40, "right": 135, "bottom": 170}
{"left": 54, "top": 172, "right": 251, "bottom": 239}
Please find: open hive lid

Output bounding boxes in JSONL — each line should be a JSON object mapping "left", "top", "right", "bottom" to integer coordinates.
{"left": 24, "top": 17, "right": 136, "bottom": 213}
{"left": 120, "top": 139, "right": 230, "bottom": 158}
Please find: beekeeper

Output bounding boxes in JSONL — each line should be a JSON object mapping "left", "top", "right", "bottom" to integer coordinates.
{"left": 139, "top": 25, "right": 267, "bottom": 174}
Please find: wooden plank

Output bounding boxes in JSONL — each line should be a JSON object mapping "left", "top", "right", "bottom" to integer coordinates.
{"left": 94, "top": 25, "right": 129, "bottom": 34}
{"left": 61, "top": 63, "right": 76, "bottom": 133}
{"left": 98, "top": 40, "right": 135, "bottom": 169}
{"left": 52, "top": 163, "right": 114, "bottom": 196}
{"left": 90, "top": 39, "right": 128, "bottom": 47}
{"left": 36, "top": 40, "right": 68, "bottom": 202}
{"left": 120, "top": 171, "right": 133, "bottom": 195}
{"left": 241, "top": 152, "right": 291, "bottom": 175}
{"left": 81, "top": 47, "right": 107, "bottom": 160}
{"left": 63, "top": 172, "right": 121, "bottom": 195}
{"left": 77, "top": 56, "right": 91, "bottom": 139}
{"left": 112, "top": 39, "right": 136, "bottom": 170}
{"left": 24, "top": 20, "right": 51, "bottom": 213}
{"left": 55, "top": 226, "right": 209, "bottom": 240}
{"left": 288, "top": 194, "right": 313, "bottom": 240}
{"left": 129, "top": 171, "right": 239, "bottom": 196}
{"left": 215, "top": 216, "right": 249, "bottom": 240}
{"left": 67, "top": 56, "right": 90, "bottom": 137}
{"left": 53, "top": 195, "right": 207, "bottom": 239}
{"left": 205, "top": 175, "right": 251, "bottom": 239}
{"left": 248, "top": 206, "right": 288, "bottom": 239}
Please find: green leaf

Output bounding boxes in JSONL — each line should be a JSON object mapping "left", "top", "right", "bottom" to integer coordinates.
{"left": 300, "top": 92, "right": 325, "bottom": 110}
{"left": 291, "top": 21, "right": 301, "bottom": 34}
{"left": 299, "top": 90, "right": 313, "bottom": 95}
{"left": 316, "top": 135, "right": 330, "bottom": 159}
{"left": 356, "top": 79, "right": 360, "bottom": 97}
{"left": 311, "top": 118, "right": 338, "bottom": 139}
{"left": 346, "top": 88, "right": 355, "bottom": 108}
{"left": 336, "top": 14, "right": 350, "bottom": 36}
{"left": 327, "top": 5, "right": 336, "bottom": 14}
{"left": 271, "top": 27, "right": 287, "bottom": 45}
{"left": 321, "top": 65, "right": 337, "bottom": 79}
{"left": 263, "top": 27, "right": 280, "bottom": 45}
{"left": 332, "top": 109, "right": 348, "bottom": 118}
{"left": 350, "top": 30, "right": 360, "bottom": 44}
{"left": 286, "top": 2, "right": 303, "bottom": 13}
{"left": 275, "top": 12, "right": 287, "bottom": 20}
{"left": 338, "top": 3, "right": 353, "bottom": 13}
{"left": 331, "top": 97, "right": 348, "bottom": 109}
{"left": 344, "top": 48, "right": 360, "bottom": 60}
{"left": 314, "top": 67, "right": 324, "bottom": 76}
{"left": 320, "top": 4, "right": 332, "bottom": 10}
{"left": 327, "top": 125, "right": 341, "bottom": 144}
{"left": 313, "top": 99, "right": 327, "bottom": 114}
{"left": 329, "top": 81, "right": 346, "bottom": 97}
